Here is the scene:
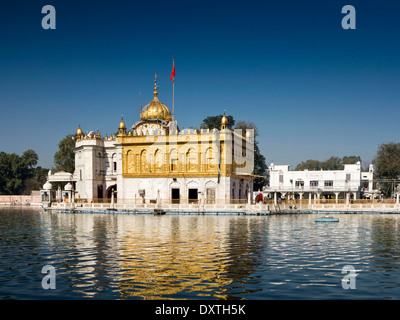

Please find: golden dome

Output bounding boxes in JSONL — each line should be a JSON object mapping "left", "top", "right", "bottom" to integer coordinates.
{"left": 221, "top": 115, "right": 227, "bottom": 125}
{"left": 76, "top": 125, "right": 84, "bottom": 140}
{"left": 119, "top": 116, "right": 126, "bottom": 130}
{"left": 140, "top": 75, "right": 172, "bottom": 121}
{"left": 221, "top": 111, "right": 227, "bottom": 129}
{"left": 118, "top": 115, "right": 127, "bottom": 135}
{"left": 76, "top": 125, "right": 83, "bottom": 136}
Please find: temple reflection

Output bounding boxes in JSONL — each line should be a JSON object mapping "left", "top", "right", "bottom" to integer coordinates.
{"left": 39, "top": 213, "right": 267, "bottom": 299}
{"left": 117, "top": 215, "right": 266, "bottom": 299}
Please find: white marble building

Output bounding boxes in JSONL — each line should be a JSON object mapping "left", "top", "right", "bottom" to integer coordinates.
{"left": 71, "top": 76, "right": 254, "bottom": 205}
{"left": 263, "top": 161, "right": 375, "bottom": 203}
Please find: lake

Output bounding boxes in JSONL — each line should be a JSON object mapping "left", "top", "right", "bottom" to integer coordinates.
{"left": 1, "top": 207, "right": 400, "bottom": 299}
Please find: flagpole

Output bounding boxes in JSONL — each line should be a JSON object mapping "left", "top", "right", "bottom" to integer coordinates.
{"left": 172, "top": 56, "right": 175, "bottom": 121}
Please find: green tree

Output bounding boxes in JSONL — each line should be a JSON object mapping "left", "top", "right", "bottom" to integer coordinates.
{"left": 0, "top": 152, "right": 23, "bottom": 194}
{"left": 253, "top": 144, "right": 268, "bottom": 191}
{"left": 373, "top": 142, "right": 400, "bottom": 197}
{"left": 342, "top": 155, "right": 361, "bottom": 165}
{"left": 54, "top": 134, "right": 75, "bottom": 173}
{"left": 200, "top": 114, "right": 235, "bottom": 130}
{"left": 235, "top": 120, "right": 259, "bottom": 137}
{"left": 321, "top": 156, "right": 342, "bottom": 170}
{"left": 0, "top": 150, "right": 42, "bottom": 195}
{"left": 295, "top": 155, "right": 362, "bottom": 171}
{"left": 295, "top": 159, "right": 322, "bottom": 171}
{"left": 234, "top": 120, "right": 267, "bottom": 190}
{"left": 22, "top": 149, "right": 38, "bottom": 170}
{"left": 23, "top": 167, "right": 49, "bottom": 195}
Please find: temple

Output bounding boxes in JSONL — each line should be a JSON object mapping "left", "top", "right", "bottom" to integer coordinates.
{"left": 69, "top": 75, "right": 254, "bottom": 205}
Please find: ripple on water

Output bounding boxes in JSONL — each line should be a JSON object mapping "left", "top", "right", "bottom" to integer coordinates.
{"left": 2, "top": 210, "right": 400, "bottom": 299}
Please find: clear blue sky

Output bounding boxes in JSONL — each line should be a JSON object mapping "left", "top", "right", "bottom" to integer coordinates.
{"left": 1, "top": 0, "right": 399, "bottom": 169}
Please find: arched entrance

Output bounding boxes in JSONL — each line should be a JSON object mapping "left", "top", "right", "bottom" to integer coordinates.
{"left": 106, "top": 184, "right": 117, "bottom": 199}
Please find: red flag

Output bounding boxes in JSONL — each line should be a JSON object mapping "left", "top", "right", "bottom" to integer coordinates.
{"left": 170, "top": 59, "right": 175, "bottom": 83}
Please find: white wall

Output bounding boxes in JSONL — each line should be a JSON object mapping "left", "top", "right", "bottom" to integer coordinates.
{"left": 266, "top": 162, "right": 372, "bottom": 194}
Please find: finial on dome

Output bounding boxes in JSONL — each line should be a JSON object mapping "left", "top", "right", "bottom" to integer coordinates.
{"left": 153, "top": 73, "right": 158, "bottom": 97}
{"left": 139, "top": 74, "right": 173, "bottom": 121}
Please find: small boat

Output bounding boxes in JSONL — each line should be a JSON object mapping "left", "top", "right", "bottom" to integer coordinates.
{"left": 154, "top": 209, "right": 166, "bottom": 215}
{"left": 315, "top": 216, "right": 339, "bottom": 223}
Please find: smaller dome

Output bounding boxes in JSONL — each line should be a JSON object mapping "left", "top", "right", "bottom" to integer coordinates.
{"left": 221, "top": 111, "right": 228, "bottom": 129}
{"left": 64, "top": 182, "right": 73, "bottom": 191}
{"left": 43, "top": 181, "right": 52, "bottom": 190}
{"left": 76, "top": 125, "right": 83, "bottom": 136}
{"left": 119, "top": 116, "right": 126, "bottom": 130}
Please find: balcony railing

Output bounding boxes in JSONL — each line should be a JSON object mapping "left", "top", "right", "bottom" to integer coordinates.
{"left": 263, "top": 185, "right": 360, "bottom": 193}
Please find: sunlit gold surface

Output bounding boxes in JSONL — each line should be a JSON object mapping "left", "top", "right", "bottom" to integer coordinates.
{"left": 140, "top": 76, "right": 172, "bottom": 121}
{"left": 118, "top": 215, "right": 234, "bottom": 299}
{"left": 120, "top": 132, "right": 253, "bottom": 181}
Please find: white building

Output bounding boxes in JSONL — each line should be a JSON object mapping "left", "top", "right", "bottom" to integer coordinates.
{"left": 262, "top": 161, "right": 376, "bottom": 203}
{"left": 71, "top": 75, "right": 254, "bottom": 205}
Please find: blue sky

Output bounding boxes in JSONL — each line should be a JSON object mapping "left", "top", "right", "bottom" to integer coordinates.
{"left": 0, "top": 0, "right": 399, "bottom": 169}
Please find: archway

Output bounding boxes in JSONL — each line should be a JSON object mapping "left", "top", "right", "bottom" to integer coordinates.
{"left": 106, "top": 184, "right": 117, "bottom": 199}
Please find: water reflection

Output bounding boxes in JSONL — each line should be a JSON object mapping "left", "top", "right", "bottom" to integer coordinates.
{"left": 2, "top": 209, "right": 400, "bottom": 299}
{"left": 35, "top": 212, "right": 268, "bottom": 299}
{"left": 117, "top": 215, "right": 266, "bottom": 299}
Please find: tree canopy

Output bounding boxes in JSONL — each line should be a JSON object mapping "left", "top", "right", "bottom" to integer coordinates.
{"left": 54, "top": 134, "right": 75, "bottom": 173}
{"left": 200, "top": 114, "right": 235, "bottom": 130}
{"left": 0, "top": 149, "right": 46, "bottom": 195}
{"left": 295, "top": 155, "right": 362, "bottom": 171}
{"left": 373, "top": 142, "right": 400, "bottom": 179}
{"left": 373, "top": 142, "right": 400, "bottom": 197}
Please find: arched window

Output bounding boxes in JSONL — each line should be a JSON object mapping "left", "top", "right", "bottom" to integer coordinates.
{"left": 186, "top": 148, "right": 197, "bottom": 172}
{"left": 205, "top": 147, "right": 216, "bottom": 171}
{"left": 154, "top": 149, "right": 163, "bottom": 172}
{"left": 127, "top": 150, "right": 134, "bottom": 173}
{"left": 170, "top": 148, "right": 178, "bottom": 172}
{"left": 140, "top": 150, "right": 148, "bottom": 173}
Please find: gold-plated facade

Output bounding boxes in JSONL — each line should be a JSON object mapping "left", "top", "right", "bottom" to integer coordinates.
{"left": 74, "top": 73, "right": 254, "bottom": 202}
{"left": 119, "top": 131, "right": 252, "bottom": 181}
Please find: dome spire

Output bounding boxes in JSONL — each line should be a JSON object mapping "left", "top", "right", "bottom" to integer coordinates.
{"left": 118, "top": 115, "right": 126, "bottom": 136}
{"left": 76, "top": 124, "right": 83, "bottom": 140}
{"left": 153, "top": 73, "right": 158, "bottom": 97}
{"left": 221, "top": 110, "right": 227, "bottom": 130}
{"left": 139, "top": 74, "right": 172, "bottom": 122}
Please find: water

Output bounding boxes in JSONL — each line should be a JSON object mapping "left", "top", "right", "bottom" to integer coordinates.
{"left": 1, "top": 207, "right": 400, "bottom": 300}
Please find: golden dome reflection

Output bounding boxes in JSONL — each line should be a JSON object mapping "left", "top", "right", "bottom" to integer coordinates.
{"left": 140, "top": 75, "right": 172, "bottom": 122}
